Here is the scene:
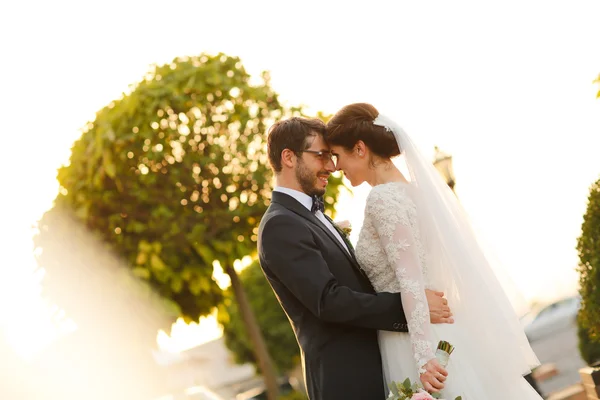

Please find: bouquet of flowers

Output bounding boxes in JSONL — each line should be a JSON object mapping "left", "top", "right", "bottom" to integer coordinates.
{"left": 386, "top": 341, "right": 462, "bottom": 400}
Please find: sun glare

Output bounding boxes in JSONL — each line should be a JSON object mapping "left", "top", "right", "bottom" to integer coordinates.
{"left": 156, "top": 311, "right": 223, "bottom": 353}
{"left": 156, "top": 255, "right": 253, "bottom": 353}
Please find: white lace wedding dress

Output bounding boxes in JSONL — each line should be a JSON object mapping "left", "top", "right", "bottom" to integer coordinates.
{"left": 355, "top": 181, "right": 543, "bottom": 400}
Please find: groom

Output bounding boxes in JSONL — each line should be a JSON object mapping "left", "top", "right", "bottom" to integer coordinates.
{"left": 258, "top": 117, "right": 453, "bottom": 399}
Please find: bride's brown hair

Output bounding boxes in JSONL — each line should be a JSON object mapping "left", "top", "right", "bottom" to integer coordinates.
{"left": 325, "top": 103, "right": 401, "bottom": 158}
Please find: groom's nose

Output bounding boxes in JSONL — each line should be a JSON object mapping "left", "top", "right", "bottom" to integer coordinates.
{"left": 324, "top": 158, "right": 336, "bottom": 172}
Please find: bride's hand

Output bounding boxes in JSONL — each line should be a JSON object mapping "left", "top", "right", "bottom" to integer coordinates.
{"left": 419, "top": 358, "right": 448, "bottom": 393}
{"left": 425, "top": 290, "right": 454, "bottom": 324}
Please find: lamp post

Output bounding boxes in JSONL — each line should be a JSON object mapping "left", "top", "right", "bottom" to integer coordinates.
{"left": 433, "top": 146, "right": 456, "bottom": 192}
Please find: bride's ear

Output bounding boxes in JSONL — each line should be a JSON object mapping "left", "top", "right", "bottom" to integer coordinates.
{"left": 355, "top": 141, "right": 366, "bottom": 157}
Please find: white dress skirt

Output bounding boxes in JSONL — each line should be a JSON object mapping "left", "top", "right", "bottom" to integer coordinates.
{"left": 378, "top": 325, "right": 543, "bottom": 399}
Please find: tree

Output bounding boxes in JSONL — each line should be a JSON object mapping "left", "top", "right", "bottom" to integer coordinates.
{"left": 54, "top": 52, "right": 335, "bottom": 400}
{"left": 218, "top": 260, "right": 299, "bottom": 373}
{"left": 577, "top": 176, "right": 600, "bottom": 363}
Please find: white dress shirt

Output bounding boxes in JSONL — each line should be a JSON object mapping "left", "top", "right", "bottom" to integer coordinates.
{"left": 273, "top": 186, "right": 350, "bottom": 254}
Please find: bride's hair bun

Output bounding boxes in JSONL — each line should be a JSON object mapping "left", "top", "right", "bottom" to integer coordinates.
{"left": 325, "top": 103, "right": 401, "bottom": 158}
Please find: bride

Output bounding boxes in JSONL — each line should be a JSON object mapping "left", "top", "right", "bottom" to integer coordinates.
{"left": 325, "top": 103, "right": 542, "bottom": 399}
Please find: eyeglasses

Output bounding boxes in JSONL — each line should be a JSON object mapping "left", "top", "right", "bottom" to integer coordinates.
{"left": 297, "top": 150, "right": 338, "bottom": 165}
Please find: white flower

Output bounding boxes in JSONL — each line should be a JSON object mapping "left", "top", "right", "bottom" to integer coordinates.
{"left": 335, "top": 220, "right": 352, "bottom": 231}
{"left": 335, "top": 220, "right": 352, "bottom": 236}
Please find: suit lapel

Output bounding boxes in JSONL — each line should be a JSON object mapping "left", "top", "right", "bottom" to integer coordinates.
{"left": 324, "top": 214, "right": 357, "bottom": 259}
{"left": 271, "top": 192, "right": 370, "bottom": 281}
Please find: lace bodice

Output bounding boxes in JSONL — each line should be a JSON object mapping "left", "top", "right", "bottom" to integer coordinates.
{"left": 355, "top": 182, "right": 435, "bottom": 375}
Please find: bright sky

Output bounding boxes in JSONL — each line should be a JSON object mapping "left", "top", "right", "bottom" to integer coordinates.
{"left": 1, "top": 0, "right": 599, "bottom": 356}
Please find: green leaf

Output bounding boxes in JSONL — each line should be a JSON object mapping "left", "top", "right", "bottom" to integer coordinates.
{"left": 138, "top": 240, "right": 153, "bottom": 253}
{"left": 213, "top": 240, "right": 233, "bottom": 254}
{"left": 132, "top": 267, "right": 150, "bottom": 279}
{"left": 388, "top": 382, "right": 400, "bottom": 396}
{"left": 94, "top": 128, "right": 104, "bottom": 159}
{"left": 103, "top": 149, "right": 116, "bottom": 178}
{"left": 189, "top": 278, "right": 203, "bottom": 295}
{"left": 130, "top": 221, "right": 146, "bottom": 233}
{"left": 150, "top": 253, "right": 167, "bottom": 271}
{"left": 194, "top": 244, "right": 214, "bottom": 264}
{"left": 198, "top": 278, "right": 211, "bottom": 292}
{"left": 402, "top": 378, "right": 411, "bottom": 390}
{"left": 136, "top": 252, "right": 147, "bottom": 265}
{"left": 169, "top": 222, "right": 181, "bottom": 236}
{"left": 171, "top": 277, "right": 183, "bottom": 293}
{"left": 74, "top": 204, "right": 89, "bottom": 220}
{"left": 189, "top": 224, "right": 207, "bottom": 240}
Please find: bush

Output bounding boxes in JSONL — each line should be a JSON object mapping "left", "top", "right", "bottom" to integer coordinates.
{"left": 577, "top": 176, "right": 600, "bottom": 363}
{"left": 279, "top": 391, "right": 308, "bottom": 400}
{"left": 578, "top": 313, "right": 600, "bottom": 365}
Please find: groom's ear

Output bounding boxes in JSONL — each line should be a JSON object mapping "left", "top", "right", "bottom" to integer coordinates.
{"left": 281, "top": 148, "right": 296, "bottom": 169}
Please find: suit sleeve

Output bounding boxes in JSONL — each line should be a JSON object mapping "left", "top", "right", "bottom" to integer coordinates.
{"left": 259, "top": 214, "right": 408, "bottom": 332}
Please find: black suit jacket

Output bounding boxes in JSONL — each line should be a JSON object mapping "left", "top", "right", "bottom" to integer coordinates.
{"left": 258, "top": 191, "right": 409, "bottom": 400}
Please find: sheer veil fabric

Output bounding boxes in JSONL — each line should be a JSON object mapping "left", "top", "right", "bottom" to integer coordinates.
{"left": 372, "top": 113, "right": 540, "bottom": 390}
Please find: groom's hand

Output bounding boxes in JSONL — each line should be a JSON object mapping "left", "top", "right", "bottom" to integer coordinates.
{"left": 425, "top": 290, "right": 454, "bottom": 324}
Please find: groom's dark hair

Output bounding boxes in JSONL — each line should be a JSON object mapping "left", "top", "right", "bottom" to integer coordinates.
{"left": 267, "top": 117, "right": 327, "bottom": 173}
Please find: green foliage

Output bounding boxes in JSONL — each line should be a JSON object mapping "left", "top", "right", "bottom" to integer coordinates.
{"left": 279, "top": 391, "right": 308, "bottom": 400}
{"left": 55, "top": 52, "right": 342, "bottom": 321}
{"left": 387, "top": 377, "right": 461, "bottom": 399}
{"left": 577, "top": 176, "right": 600, "bottom": 364}
{"left": 218, "top": 261, "right": 299, "bottom": 373}
{"left": 594, "top": 74, "right": 600, "bottom": 98}
{"left": 578, "top": 313, "right": 600, "bottom": 365}
{"left": 577, "top": 177, "right": 600, "bottom": 340}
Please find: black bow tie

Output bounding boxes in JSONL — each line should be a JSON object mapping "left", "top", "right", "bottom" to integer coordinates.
{"left": 311, "top": 195, "right": 324, "bottom": 214}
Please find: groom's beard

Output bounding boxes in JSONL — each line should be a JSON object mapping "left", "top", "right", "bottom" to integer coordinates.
{"left": 296, "top": 160, "right": 326, "bottom": 197}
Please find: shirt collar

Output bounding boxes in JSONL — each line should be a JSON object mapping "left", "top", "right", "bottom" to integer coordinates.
{"left": 273, "top": 186, "right": 313, "bottom": 212}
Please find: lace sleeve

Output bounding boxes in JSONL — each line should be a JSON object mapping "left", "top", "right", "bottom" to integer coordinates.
{"left": 366, "top": 188, "right": 436, "bottom": 375}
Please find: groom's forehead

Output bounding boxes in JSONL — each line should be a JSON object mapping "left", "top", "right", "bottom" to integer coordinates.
{"left": 307, "top": 133, "right": 330, "bottom": 150}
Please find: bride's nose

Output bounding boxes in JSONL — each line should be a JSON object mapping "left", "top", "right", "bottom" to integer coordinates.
{"left": 325, "top": 159, "right": 336, "bottom": 172}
